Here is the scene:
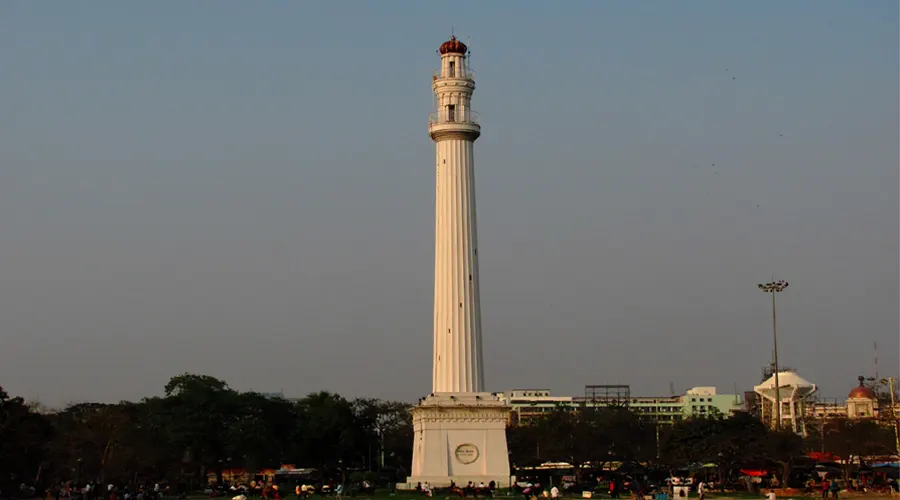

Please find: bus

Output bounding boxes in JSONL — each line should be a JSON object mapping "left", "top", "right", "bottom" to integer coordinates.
{"left": 273, "top": 468, "right": 322, "bottom": 489}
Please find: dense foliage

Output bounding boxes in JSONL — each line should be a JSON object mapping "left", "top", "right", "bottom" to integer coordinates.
{"left": 0, "top": 375, "right": 412, "bottom": 490}
{"left": 509, "top": 404, "right": 897, "bottom": 487}
{"left": 1, "top": 376, "right": 896, "bottom": 492}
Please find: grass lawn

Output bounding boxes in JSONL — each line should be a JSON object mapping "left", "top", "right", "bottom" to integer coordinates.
{"left": 184, "top": 492, "right": 897, "bottom": 500}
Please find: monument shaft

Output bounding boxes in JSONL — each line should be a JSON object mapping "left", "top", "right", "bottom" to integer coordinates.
{"left": 433, "top": 131, "right": 484, "bottom": 393}
{"left": 406, "top": 36, "right": 511, "bottom": 488}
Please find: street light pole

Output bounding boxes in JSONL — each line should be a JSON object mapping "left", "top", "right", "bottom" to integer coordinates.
{"left": 379, "top": 428, "right": 385, "bottom": 470}
{"left": 655, "top": 424, "right": 660, "bottom": 459}
{"left": 880, "top": 377, "right": 900, "bottom": 457}
{"left": 758, "top": 279, "right": 789, "bottom": 430}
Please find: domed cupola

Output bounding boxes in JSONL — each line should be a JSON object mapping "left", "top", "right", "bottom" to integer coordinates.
{"left": 846, "top": 376, "right": 876, "bottom": 419}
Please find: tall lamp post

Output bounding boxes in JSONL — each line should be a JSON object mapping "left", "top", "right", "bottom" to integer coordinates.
{"left": 508, "top": 451, "right": 514, "bottom": 494}
{"left": 758, "top": 279, "right": 789, "bottom": 429}
{"left": 377, "top": 427, "right": 385, "bottom": 470}
{"left": 879, "top": 377, "right": 900, "bottom": 457}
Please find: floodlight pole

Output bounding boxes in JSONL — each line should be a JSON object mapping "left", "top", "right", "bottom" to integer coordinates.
{"left": 758, "top": 280, "right": 789, "bottom": 430}
{"left": 882, "top": 377, "right": 900, "bottom": 457}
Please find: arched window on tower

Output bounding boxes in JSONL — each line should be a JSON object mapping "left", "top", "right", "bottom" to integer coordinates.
{"left": 447, "top": 104, "right": 456, "bottom": 122}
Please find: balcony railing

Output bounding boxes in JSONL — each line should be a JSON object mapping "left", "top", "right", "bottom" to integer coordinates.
{"left": 428, "top": 110, "right": 480, "bottom": 128}
{"left": 432, "top": 69, "right": 475, "bottom": 81}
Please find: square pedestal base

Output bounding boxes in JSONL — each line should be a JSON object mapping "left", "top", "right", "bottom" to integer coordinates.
{"left": 403, "top": 393, "right": 513, "bottom": 489}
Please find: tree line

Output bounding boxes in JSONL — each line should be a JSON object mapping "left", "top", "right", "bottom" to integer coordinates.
{"left": 508, "top": 403, "right": 897, "bottom": 488}
{"left": 1, "top": 374, "right": 896, "bottom": 492}
{"left": 1, "top": 374, "right": 413, "bottom": 491}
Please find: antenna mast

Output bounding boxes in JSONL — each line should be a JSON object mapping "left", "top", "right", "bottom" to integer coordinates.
{"left": 462, "top": 35, "right": 471, "bottom": 69}
{"left": 874, "top": 341, "right": 879, "bottom": 380}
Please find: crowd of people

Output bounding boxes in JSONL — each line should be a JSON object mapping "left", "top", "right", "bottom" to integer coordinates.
{"left": 3, "top": 472, "right": 894, "bottom": 500}
{"left": 44, "top": 482, "right": 169, "bottom": 500}
{"left": 216, "top": 481, "right": 340, "bottom": 500}
{"left": 420, "top": 480, "right": 497, "bottom": 498}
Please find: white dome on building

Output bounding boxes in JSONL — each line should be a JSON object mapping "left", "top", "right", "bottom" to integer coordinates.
{"left": 753, "top": 370, "right": 817, "bottom": 435}
{"left": 754, "top": 371, "right": 817, "bottom": 400}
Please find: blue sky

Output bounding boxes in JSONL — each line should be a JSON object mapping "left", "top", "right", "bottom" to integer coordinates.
{"left": 1, "top": 1, "right": 897, "bottom": 406}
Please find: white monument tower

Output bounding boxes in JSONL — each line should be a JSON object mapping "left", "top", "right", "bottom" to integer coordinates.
{"left": 405, "top": 35, "right": 511, "bottom": 489}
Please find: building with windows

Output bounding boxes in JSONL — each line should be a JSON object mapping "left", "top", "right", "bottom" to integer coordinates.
{"left": 806, "top": 376, "right": 900, "bottom": 421}
{"left": 846, "top": 376, "right": 878, "bottom": 418}
{"left": 493, "top": 390, "right": 575, "bottom": 424}
{"left": 744, "top": 373, "right": 900, "bottom": 435}
{"left": 682, "top": 386, "right": 746, "bottom": 418}
{"left": 495, "top": 386, "right": 745, "bottom": 426}
{"left": 807, "top": 398, "right": 849, "bottom": 419}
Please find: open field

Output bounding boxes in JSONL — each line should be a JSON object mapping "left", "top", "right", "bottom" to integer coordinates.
{"left": 178, "top": 494, "right": 898, "bottom": 500}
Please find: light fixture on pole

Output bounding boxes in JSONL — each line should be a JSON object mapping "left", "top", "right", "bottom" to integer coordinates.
{"left": 758, "top": 279, "right": 789, "bottom": 429}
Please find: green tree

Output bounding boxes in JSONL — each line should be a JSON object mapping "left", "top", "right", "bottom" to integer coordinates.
{"left": 764, "top": 429, "right": 803, "bottom": 487}
{"left": 164, "top": 374, "right": 230, "bottom": 397}
{"left": 124, "top": 397, "right": 186, "bottom": 481}
{"left": 596, "top": 404, "right": 656, "bottom": 465}
{"left": 225, "top": 392, "right": 299, "bottom": 472}
{"left": 660, "top": 415, "right": 722, "bottom": 468}
{"left": 507, "top": 422, "right": 542, "bottom": 468}
{"left": 822, "top": 418, "right": 896, "bottom": 481}
{"left": 714, "top": 413, "right": 769, "bottom": 482}
{"left": 352, "top": 399, "right": 413, "bottom": 472}
{"left": 293, "top": 391, "right": 366, "bottom": 469}
{"left": 530, "top": 406, "right": 596, "bottom": 477}
{"left": 660, "top": 412, "right": 776, "bottom": 486}
{"left": 162, "top": 373, "right": 239, "bottom": 484}
{"left": 508, "top": 404, "right": 655, "bottom": 478}
{"left": 0, "top": 386, "right": 53, "bottom": 488}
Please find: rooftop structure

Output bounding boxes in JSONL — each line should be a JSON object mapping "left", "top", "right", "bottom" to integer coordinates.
{"left": 753, "top": 369, "right": 817, "bottom": 435}
{"left": 584, "top": 384, "right": 631, "bottom": 403}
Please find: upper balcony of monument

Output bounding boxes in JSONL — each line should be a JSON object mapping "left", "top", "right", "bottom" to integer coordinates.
{"left": 433, "top": 69, "right": 475, "bottom": 82}
{"left": 428, "top": 108, "right": 480, "bottom": 141}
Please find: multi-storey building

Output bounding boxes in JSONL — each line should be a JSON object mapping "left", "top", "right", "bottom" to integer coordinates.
{"left": 806, "top": 376, "right": 900, "bottom": 421}
{"left": 807, "top": 398, "right": 849, "bottom": 419}
{"left": 744, "top": 373, "right": 900, "bottom": 436}
{"left": 495, "top": 386, "right": 745, "bottom": 426}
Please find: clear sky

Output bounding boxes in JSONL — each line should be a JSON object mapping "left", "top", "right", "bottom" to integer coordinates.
{"left": 2, "top": 1, "right": 897, "bottom": 407}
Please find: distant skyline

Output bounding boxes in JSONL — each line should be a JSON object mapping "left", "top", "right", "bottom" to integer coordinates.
{"left": 2, "top": 1, "right": 897, "bottom": 407}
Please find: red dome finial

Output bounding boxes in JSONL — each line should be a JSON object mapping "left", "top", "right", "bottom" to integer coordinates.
{"left": 847, "top": 376, "right": 876, "bottom": 399}
{"left": 439, "top": 35, "right": 468, "bottom": 55}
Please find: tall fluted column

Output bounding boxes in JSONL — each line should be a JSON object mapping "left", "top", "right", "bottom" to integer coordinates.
{"left": 433, "top": 137, "right": 483, "bottom": 393}
{"left": 429, "top": 36, "right": 483, "bottom": 394}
